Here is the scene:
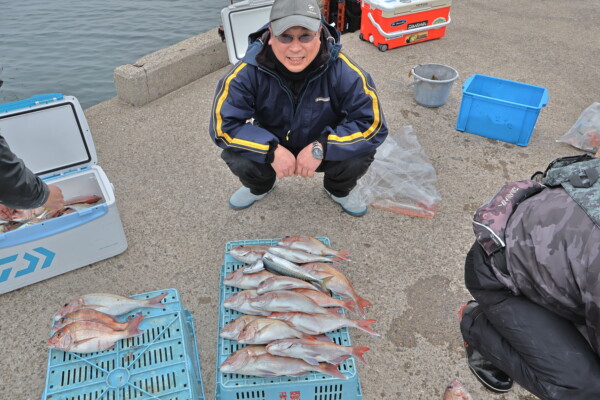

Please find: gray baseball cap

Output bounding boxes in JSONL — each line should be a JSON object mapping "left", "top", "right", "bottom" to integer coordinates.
{"left": 269, "top": 0, "right": 322, "bottom": 36}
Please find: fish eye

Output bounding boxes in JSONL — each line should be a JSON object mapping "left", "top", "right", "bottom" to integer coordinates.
{"left": 60, "top": 317, "right": 67, "bottom": 324}
{"left": 63, "top": 303, "right": 69, "bottom": 307}
{"left": 56, "top": 331, "right": 63, "bottom": 338}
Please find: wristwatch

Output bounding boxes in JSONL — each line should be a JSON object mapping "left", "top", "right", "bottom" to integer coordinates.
{"left": 311, "top": 141, "right": 324, "bottom": 160}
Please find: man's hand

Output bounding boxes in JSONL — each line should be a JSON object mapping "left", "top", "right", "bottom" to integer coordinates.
{"left": 271, "top": 145, "right": 296, "bottom": 178}
{"left": 295, "top": 143, "right": 321, "bottom": 178}
{"left": 42, "top": 185, "right": 65, "bottom": 209}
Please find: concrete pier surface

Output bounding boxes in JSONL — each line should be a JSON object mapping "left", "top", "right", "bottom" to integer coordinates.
{"left": 1, "top": 0, "right": 599, "bottom": 399}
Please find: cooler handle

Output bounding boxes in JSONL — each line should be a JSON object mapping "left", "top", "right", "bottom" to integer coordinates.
{"left": 367, "top": 12, "right": 451, "bottom": 39}
{"left": 0, "top": 204, "right": 108, "bottom": 249}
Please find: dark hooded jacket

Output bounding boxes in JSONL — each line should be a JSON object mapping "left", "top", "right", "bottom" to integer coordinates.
{"left": 0, "top": 134, "right": 49, "bottom": 209}
{"left": 490, "top": 187, "right": 600, "bottom": 353}
{"left": 209, "top": 21, "right": 387, "bottom": 163}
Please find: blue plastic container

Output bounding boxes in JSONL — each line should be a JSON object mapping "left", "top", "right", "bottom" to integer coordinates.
{"left": 456, "top": 74, "right": 549, "bottom": 146}
{"left": 216, "top": 238, "right": 364, "bottom": 400}
{"left": 42, "top": 288, "right": 206, "bottom": 400}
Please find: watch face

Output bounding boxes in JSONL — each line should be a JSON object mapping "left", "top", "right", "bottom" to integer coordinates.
{"left": 311, "top": 144, "right": 323, "bottom": 159}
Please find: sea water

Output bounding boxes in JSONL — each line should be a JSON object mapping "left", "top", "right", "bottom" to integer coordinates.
{"left": 0, "top": 0, "right": 228, "bottom": 109}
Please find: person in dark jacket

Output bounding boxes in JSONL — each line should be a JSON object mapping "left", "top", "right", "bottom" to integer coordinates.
{"left": 209, "top": 0, "right": 387, "bottom": 216}
{"left": 459, "top": 182, "right": 600, "bottom": 399}
{"left": 0, "top": 134, "right": 64, "bottom": 216}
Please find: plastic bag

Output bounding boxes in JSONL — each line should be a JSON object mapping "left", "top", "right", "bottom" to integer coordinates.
{"left": 557, "top": 102, "right": 600, "bottom": 154}
{"left": 355, "top": 125, "right": 441, "bottom": 218}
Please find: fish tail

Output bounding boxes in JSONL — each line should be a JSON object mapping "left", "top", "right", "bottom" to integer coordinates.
{"left": 146, "top": 292, "right": 168, "bottom": 308}
{"left": 125, "top": 314, "right": 145, "bottom": 337}
{"left": 325, "top": 307, "right": 344, "bottom": 316}
{"left": 351, "top": 346, "right": 370, "bottom": 366}
{"left": 356, "top": 296, "right": 373, "bottom": 317}
{"left": 319, "top": 363, "right": 347, "bottom": 380}
{"left": 356, "top": 319, "right": 380, "bottom": 337}
{"left": 333, "top": 250, "right": 351, "bottom": 261}
{"left": 320, "top": 276, "right": 334, "bottom": 292}
{"left": 342, "top": 300, "right": 358, "bottom": 315}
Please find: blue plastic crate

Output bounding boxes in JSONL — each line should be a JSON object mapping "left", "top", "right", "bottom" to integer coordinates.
{"left": 215, "top": 238, "right": 363, "bottom": 400}
{"left": 456, "top": 74, "right": 549, "bottom": 146}
{"left": 42, "top": 288, "right": 206, "bottom": 400}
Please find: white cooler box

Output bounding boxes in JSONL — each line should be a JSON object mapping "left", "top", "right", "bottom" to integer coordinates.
{"left": 221, "top": 0, "right": 273, "bottom": 64}
{"left": 0, "top": 94, "right": 127, "bottom": 295}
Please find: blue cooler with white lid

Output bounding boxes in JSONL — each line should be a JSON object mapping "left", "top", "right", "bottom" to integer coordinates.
{"left": 0, "top": 93, "right": 127, "bottom": 294}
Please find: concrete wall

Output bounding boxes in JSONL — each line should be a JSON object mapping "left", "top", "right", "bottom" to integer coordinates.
{"left": 114, "top": 28, "right": 230, "bottom": 107}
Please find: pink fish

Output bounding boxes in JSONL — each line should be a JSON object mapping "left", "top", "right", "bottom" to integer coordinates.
{"left": 64, "top": 195, "right": 102, "bottom": 206}
{"left": 249, "top": 290, "right": 341, "bottom": 316}
{"left": 54, "top": 292, "right": 167, "bottom": 321}
{"left": 224, "top": 267, "right": 276, "bottom": 289}
{"left": 223, "top": 290, "right": 269, "bottom": 316}
{"left": 47, "top": 315, "right": 144, "bottom": 353}
{"left": 268, "top": 312, "right": 380, "bottom": 336}
{"left": 443, "top": 380, "right": 473, "bottom": 400}
{"left": 52, "top": 309, "right": 135, "bottom": 332}
{"left": 278, "top": 235, "right": 351, "bottom": 261}
{"left": 229, "top": 245, "right": 270, "bottom": 264}
{"left": 220, "top": 351, "right": 347, "bottom": 380}
{"left": 266, "top": 338, "right": 370, "bottom": 366}
{"left": 291, "top": 289, "right": 357, "bottom": 315}
{"left": 300, "top": 262, "right": 372, "bottom": 317}
{"left": 220, "top": 315, "right": 262, "bottom": 340}
{"left": 237, "top": 318, "right": 313, "bottom": 344}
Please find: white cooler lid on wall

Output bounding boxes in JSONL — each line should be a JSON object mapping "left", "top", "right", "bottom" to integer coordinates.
{"left": 0, "top": 94, "right": 97, "bottom": 180}
{"left": 221, "top": 0, "right": 274, "bottom": 65}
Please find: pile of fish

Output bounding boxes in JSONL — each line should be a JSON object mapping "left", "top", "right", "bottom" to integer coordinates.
{"left": 47, "top": 292, "right": 168, "bottom": 354}
{"left": 0, "top": 195, "right": 102, "bottom": 233}
{"left": 220, "top": 235, "right": 377, "bottom": 380}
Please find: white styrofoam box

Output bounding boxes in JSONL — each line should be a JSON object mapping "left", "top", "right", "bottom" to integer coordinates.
{"left": 221, "top": 0, "right": 274, "bottom": 65}
{"left": 0, "top": 94, "right": 127, "bottom": 294}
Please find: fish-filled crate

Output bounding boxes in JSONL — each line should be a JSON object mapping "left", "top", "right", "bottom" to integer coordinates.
{"left": 42, "top": 288, "right": 206, "bottom": 400}
{"left": 216, "top": 238, "right": 363, "bottom": 400}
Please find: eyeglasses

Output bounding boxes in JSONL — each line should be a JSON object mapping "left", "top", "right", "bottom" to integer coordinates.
{"left": 275, "top": 31, "right": 319, "bottom": 44}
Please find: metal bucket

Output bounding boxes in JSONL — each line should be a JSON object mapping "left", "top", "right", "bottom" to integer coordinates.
{"left": 410, "top": 63, "right": 459, "bottom": 108}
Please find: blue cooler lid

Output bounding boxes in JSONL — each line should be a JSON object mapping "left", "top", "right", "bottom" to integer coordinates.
{"left": 0, "top": 94, "right": 97, "bottom": 180}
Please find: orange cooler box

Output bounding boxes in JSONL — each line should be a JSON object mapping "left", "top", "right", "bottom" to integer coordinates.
{"left": 360, "top": 0, "right": 452, "bottom": 51}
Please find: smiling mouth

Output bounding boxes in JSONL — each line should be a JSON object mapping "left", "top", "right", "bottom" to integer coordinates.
{"left": 287, "top": 57, "right": 304, "bottom": 62}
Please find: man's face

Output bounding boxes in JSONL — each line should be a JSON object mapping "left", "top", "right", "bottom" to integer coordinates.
{"left": 269, "top": 26, "right": 321, "bottom": 73}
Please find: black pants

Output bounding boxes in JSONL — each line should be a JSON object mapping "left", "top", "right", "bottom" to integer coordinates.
{"left": 461, "top": 242, "right": 600, "bottom": 400}
{"left": 221, "top": 148, "right": 376, "bottom": 197}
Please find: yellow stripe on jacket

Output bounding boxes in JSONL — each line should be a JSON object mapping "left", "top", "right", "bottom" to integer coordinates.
{"left": 328, "top": 54, "right": 383, "bottom": 144}
{"left": 213, "top": 62, "right": 270, "bottom": 153}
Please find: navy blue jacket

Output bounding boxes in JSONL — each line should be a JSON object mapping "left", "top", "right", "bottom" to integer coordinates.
{"left": 209, "top": 22, "right": 387, "bottom": 163}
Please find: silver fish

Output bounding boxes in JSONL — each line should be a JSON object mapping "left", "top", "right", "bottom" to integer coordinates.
{"left": 267, "top": 246, "right": 341, "bottom": 263}
{"left": 262, "top": 252, "right": 331, "bottom": 291}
